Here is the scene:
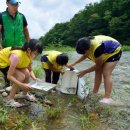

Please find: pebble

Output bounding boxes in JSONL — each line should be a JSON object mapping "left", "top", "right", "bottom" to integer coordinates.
{"left": 5, "top": 86, "right": 12, "bottom": 92}
{"left": 0, "top": 89, "right": 5, "bottom": 93}
{"left": 2, "top": 92, "right": 8, "bottom": 97}
{"left": 43, "top": 99, "right": 53, "bottom": 106}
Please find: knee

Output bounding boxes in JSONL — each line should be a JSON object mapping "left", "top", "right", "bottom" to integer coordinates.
{"left": 17, "top": 73, "right": 26, "bottom": 82}
{"left": 24, "top": 69, "right": 30, "bottom": 79}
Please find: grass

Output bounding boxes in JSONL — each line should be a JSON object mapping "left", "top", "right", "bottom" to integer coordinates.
{"left": 46, "top": 106, "right": 63, "bottom": 119}
{"left": 6, "top": 112, "right": 30, "bottom": 130}
{"left": 70, "top": 114, "right": 95, "bottom": 130}
{"left": 33, "top": 67, "right": 44, "bottom": 78}
{"left": 43, "top": 44, "right": 130, "bottom": 52}
{"left": 0, "top": 107, "right": 9, "bottom": 124}
{"left": 122, "top": 45, "right": 130, "bottom": 51}
{"left": 31, "top": 122, "right": 41, "bottom": 130}
{"left": 44, "top": 44, "right": 75, "bottom": 52}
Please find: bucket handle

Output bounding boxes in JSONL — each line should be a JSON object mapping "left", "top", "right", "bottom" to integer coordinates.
{"left": 70, "top": 67, "right": 75, "bottom": 71}
{"left": 76, "top": 77, "right": 79, "bottom": 95}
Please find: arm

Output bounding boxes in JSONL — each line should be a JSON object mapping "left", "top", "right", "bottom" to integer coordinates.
{"left": 7, "top": 64, "right": 25, "bottom": 87}
{"left": 7, "top": 54, "right": 31, "bottom": 90}
{"left": 28, "top": 62, "right": 37, "bottom": 80}
{"left": 78, "top": 55, "right": 103, "bottom": 77}
{"left": 78, "top": 44, "right": 105, "bottom": 77}
{"left": 68, "top": 54, "right": 88, "bottom": 68}
{"left": 23, "top": 15, "right": 30, "bottom": 41}
{"left": 0, "top": 13, "right": 2, "bottom": 49}
{"left": 23, "top": 26, "right": 30, "bottom": 41}
{"left": 30, "top": 70, "right": 37, "bottom": 80}
{"left": 0, "top": 25, "right": 2, "bottom": 49}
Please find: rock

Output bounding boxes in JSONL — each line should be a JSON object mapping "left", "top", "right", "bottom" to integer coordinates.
{"left": 43, "top": 99, "right": 53, "bottom": 106}
{"left": 5, "top": 86, "right": 12, "bottom": 92}
{"left": 0, "top": 89, "right": 5, "bottom": 93}
{"left": 2, "top": 92, "right": 8, "bottom": 97}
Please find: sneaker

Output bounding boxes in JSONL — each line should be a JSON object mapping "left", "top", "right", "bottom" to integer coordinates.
{"left": 4, "top": 99, "right": 25, "bottom": 108}
{"left": 24, "top": 93, "right": 37, "bottom": 102}
{"left": 15, "top": 92, "right": 37, "bottom": 102}
{"left": 99, "top": 98, "right": 114, "bottom": 104}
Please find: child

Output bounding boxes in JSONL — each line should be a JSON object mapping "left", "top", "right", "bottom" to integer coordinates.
{"left": 41, "top": 50, "right": 68, "bottom": 84}
{"left": 68, "top": 35, "right": 122, "bottom": 104}
{"left": 0, "top": 39, "right": 43, "bottom": 107}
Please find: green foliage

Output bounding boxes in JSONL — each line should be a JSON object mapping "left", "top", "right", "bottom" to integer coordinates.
{"left": 44, "top": 43, "right": 75, "bottom": 52}
{"left": 31, "top": 122, "right": 46, "bottom": 130}
{"left": 0, "top": 107, "right": 9, "bottom": 124}
{"left": 122, "top": 45, "right": 130, "bottom": 51}
{"left": 41, "top": 0, "right": 130, "bottom": 47}
{"left": 33, "top": 67, "right": 44, "bottom": 78}
{"left": 31, "top": 122, "right": 40, "bottom": 130}
{"left": 46, "top": 106, "right": 63, "bottom": 119}
{"left": 11, "top": 112, "right": 30, "bottom": 130}
{"left": 70, "top": 114, "right": 94, "bottom": 129}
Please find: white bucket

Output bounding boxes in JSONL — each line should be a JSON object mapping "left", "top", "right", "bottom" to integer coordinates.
{"left": 59, "top": 69, "right": 89, "bottom": 99}
{"left": 59, "top": 68, "right": 78, "bottom": 94}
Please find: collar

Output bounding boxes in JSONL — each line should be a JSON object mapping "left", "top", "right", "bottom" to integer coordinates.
{"left": 6, "top": 8, "right": 18, "bottom": 19}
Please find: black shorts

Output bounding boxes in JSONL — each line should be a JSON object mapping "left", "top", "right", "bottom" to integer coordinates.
{"left": 0, "top": 66, "right": 9, "bottom": 76}
{"left": 105, "top": 50, "right": 122, "bottom": 62}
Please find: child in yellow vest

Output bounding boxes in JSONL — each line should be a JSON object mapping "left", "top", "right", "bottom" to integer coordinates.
{"left": 41, "top": 51, "right": 68, "bottom": 84}
{"left": 0, "top": 39, "right": 43, "bottom": 107}
{"left": 68, "top": 35, "right": 122, "bottom": 105}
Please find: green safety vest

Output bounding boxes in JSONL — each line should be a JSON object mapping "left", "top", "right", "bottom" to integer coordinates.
{"left": 2, "top": 11, "right": 26, "bottom": 47}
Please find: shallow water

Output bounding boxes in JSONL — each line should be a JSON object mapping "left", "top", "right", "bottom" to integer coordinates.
{"left": 0, "top": 51, "right": 130, "bottom": 130}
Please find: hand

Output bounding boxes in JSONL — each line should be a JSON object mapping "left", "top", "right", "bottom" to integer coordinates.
{"left": 32, "top": 77, "right": 37, "bottom": 80}
{"left": 22, "top": 83, "right": 32, "bottom": 90}
{"left": 36, "top": 78, "right": 43, "bottom": 82}
{"left": 77, "top": 70, "right": 87, "bottom": 78}
{"left": 66, "top": 64, "right": 74, "bottom": 69}
{"left": 60, "top": 70, "right": 64, "bottom": 74}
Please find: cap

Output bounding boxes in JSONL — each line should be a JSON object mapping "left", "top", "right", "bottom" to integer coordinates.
{"left": 8, "top": 0, "right": 21, "bottom": 4}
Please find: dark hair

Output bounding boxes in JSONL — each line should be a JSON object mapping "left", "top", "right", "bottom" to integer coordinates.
{"left": 76, "top": 36, "right": 94, "bottom": 54}
{"left": 6, "top": 0, "right": 12, "bottom": 2}
{"left": 11, "top": 39, "right": 43, "bottom": 54}
{"left": 56, "top": 53, "right": 68, "bottom": 66}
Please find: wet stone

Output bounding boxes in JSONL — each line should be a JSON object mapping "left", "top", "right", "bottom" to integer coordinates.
{"left": 2, "top": 91, "right": 8, "bottom": 97}
{"left": 0, "top": 89, "right": 5, "bottom": 93}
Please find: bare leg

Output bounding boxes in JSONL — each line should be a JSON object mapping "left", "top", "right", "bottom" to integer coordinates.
{"left": 20, "top": 68, "right": 30, "bottom": 95}
{"left": 93, "top": 67, "right": 103, "bottom": 94}
{"left": 103, "top": 61, "right": 118, "bottom": 98}
{"left": 7, "top": 69, "right": 26, "bottom": 100}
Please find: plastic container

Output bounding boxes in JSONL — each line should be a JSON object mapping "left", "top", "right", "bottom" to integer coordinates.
{"left": 59, "top": 68, "right": 78, "bottom": 94}
{"left": 59, "top": 69, "right": 89, "bottom": 99}
{"left": 77, "top": 78, "right": 89, "bottom": 100}
{"left": 28, "top": 80, "right": 56, "bottom": 93}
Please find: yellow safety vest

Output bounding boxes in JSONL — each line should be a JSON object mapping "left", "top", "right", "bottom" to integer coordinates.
{"left": 88, "top": 35, "right": 122, "bottom": 62}
{"left": 41, "top": 51, "right": 62, "bottom": 70}
{"left": 0, "top": 47, "right": 30, "bottom": 68}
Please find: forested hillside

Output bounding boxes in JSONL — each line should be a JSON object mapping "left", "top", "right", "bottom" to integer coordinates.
{"left": 40, "top": 0, "right": 130, "bottom": 47}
